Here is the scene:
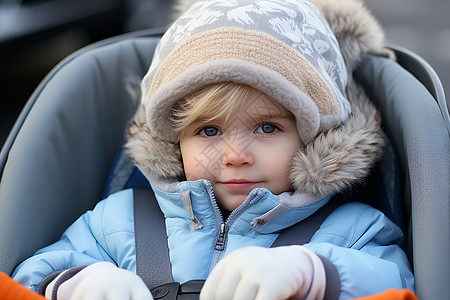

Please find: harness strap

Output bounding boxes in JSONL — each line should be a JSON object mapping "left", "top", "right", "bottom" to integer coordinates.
{"left": 133, "top": 188, "right": 173, "bottom": 289}
{"left": 271, "top": 196, "right": 345, "bottom": 247}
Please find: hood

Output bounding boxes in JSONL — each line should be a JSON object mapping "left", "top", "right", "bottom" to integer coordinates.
{"left": 126, "top": 0, "right": 386, "bottom": 201}
{"left": 142, "top": 0, "right": 351, "bottom": 145}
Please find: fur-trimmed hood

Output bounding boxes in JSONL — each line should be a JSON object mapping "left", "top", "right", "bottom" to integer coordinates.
{"left": 126, "top": 0, "right": 386, "bottom": 200}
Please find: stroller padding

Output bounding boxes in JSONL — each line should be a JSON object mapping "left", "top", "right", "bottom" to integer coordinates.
{"left": 0, "top": 37, "right": 157, "bottom": 275}
{"left": 357, "top": 55, "right": 450, "bottom": 300}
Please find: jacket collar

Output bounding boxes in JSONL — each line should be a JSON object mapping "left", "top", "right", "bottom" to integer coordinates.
{"left": 151, "top": 178, "right": 331, "bottom": 235}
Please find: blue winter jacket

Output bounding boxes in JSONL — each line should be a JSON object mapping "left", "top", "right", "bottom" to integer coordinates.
{"left": 13, "top": 179, "right": 414, "bottom": 299}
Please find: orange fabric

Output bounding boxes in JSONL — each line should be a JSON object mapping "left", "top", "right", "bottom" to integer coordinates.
{"left": 0, "top": 272, "right": 45, "bottom": 300}
{"left": 353, "top": 289, "right": 417, "bottom": 300}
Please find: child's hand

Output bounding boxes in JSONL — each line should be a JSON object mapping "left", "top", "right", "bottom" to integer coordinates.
{"left": 200, "top": 246, "right": 325, "bottom": 300}
{"left": 63, "top": 262, "right": 153, "bottom": 300}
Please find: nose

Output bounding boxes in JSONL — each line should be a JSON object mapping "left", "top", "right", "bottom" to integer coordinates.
{"left": 222, "top": 139, "right": 254, "bottom": 167}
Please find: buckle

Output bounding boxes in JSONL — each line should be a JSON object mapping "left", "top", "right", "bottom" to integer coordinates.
{"left": 151, "top": 282, "right": 179, "bottom": 300}
{"left": 150, "top": 280, "right": 205, "bottom": 300}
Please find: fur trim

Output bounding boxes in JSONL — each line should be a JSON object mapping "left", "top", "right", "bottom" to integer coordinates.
{"left": 290, "top": 85, "right": 385, "bottom": 197}
{"left": 126, "top": 0, "right": 387, "bottom": 198}
{"left": 126, "top": 106, "right": 184, "bottom": 180}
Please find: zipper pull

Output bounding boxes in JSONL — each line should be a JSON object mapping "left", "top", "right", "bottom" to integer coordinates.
{"left": 180, "top": 190, "right": 203, "bottom": 230}
{"left": 214, "top": 224, "right": 226, "bottom": 251}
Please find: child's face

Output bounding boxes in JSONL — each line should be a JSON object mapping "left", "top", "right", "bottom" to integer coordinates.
{"left": 179, "top": 88, "right": 302, "bottom": 212}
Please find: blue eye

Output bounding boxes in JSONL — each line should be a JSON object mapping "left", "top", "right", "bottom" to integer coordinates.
{"left": 256, "top": 124, "right": 278, "bottom": 134}
{"left": 199, "top": 127, "right": 222, "bottom": 137}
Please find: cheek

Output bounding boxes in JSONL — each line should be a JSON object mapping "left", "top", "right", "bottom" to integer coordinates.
{"left": 262, "top": 139, "right": 300, "bottom": 193}
{"left": 183, "top": 159, "right": 205, "bottom": 181}
{"left": 180, "top": 140, "right": 215, "bottom": 181}
{"left": 181, "top": 145, "right": 199, "bottom": 180}
{"left": 268, "top": 155, "right": 293, "bottom": 190}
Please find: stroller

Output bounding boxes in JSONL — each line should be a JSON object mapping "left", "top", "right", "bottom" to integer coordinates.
{"left": 0, "top": 28, "right": 449, "bottom": 299}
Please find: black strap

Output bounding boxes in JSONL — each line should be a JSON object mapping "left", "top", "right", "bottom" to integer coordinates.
{"left": 133, "top": 188, "right": 173, "bottom": 289}
{"left": 271, "top": 197, "right": 345, "bottom": 247}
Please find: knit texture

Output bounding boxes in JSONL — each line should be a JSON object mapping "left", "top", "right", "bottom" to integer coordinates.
{"left": 151, "top": 28, "right": 337, "bottom": 116}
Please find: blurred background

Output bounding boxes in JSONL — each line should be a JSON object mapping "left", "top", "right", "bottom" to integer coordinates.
{"left": 1, "top": 0, "right": 449, "bottom": 147}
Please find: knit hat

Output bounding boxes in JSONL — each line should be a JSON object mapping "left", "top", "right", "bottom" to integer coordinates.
{"left": 141, "top": 0, "right": 350, "bottom": 145}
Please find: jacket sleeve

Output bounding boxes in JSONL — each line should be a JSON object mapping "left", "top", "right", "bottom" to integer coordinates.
{"left": 12, "top": 189, "right": 136, "bottom": 293}
{"left": 304, "top": 202, "right": 415, "bottom": 299}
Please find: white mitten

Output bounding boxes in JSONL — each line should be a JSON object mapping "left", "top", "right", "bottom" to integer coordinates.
{"left": 47, "top": 261, "right": 153, "bottom": 300}
{"left": 200, "top": 246, "right": 326, "bottom": 300}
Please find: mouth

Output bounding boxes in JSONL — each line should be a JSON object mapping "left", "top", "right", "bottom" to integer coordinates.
{"left": 219, "top": 180, "right": 262, "bottom": 191}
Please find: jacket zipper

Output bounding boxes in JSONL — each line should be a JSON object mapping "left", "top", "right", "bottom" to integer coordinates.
{"left": 201, "top": 180, "right": 266, "bottom": 273}
{"left": 214, "top": 223, "right": 226, "bottom": 251}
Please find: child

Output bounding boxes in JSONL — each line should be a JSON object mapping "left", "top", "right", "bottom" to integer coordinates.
{"left": 13, "top": 0, "right": 414, "bottom": 299}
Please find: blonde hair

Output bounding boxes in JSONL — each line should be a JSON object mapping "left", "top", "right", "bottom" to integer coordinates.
{"left": 171, "top": 82, "right": 256, "bottom": 140}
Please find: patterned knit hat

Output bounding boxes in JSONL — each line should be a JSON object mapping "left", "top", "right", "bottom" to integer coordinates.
{"left": 141, "top": 0, "right": 350, "bottom": 144}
